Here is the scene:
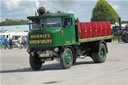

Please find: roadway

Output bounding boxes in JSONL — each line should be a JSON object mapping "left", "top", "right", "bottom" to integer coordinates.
{"left": 0, "top": 42, "right": 128, "bottom": 85}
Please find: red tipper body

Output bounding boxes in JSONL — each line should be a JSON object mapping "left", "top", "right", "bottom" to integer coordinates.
{"left": 106, "top": 21, "right": 111, "bottom": 36}
{"left": 86, "top": 22, "right": 92, "bottom": 38}
{"left": 75, "top": 23, "right": 82, "bottom": 39}
{"left": 92, "top": 22, "right": 98, "bottom": 37}
{"left": 97, "top": 22, "right": 102, "bottom": 37}
{"left": 75, "top": 21, "right": 111, "bottom": 39}
{"left": 80, "top": 23, "right": 87, "bottom": 39}
{"left": 101, "top": 21, "right": 107, "bottom": 36}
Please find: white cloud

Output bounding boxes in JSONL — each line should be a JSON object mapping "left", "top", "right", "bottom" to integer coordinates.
{"left": 3, "top": 0, "right": 22, "bottom": 10}
{"left": 113, "top": 5, "right": 119, "bottom": 10}
{"left": 110, "top": 3, "right": 120, "bottom": 10}
{"left": 67, "top": 11, "right": 75, "bottom": 14}
{"left": 24, "top": 8, "right": 35, "bottom": 15}
{"left": 40, "top": 1, "right": 54, "bottom": 8}
{"left": 39, "top": 1, "right": 59, "bottom": 13}
{"left": 33, "top": 0, "right": 40, "bottom": 9}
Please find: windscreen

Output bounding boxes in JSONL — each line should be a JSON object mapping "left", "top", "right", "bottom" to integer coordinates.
{"left": 29, "top": 18, "right": 62, "bottom": 30}
{"left": 40, "top": 18, "right": 62, "bottom": 29}
{"left": 29, "top": 19, "right": 40, "bottom": 30}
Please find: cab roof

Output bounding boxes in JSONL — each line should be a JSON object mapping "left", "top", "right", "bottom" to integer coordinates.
{"left": 27, "top": 13, "right": 74, "bottom": 20}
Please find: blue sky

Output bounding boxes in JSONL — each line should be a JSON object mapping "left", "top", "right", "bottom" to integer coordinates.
{"left": 0, "top": 0, "right": 128, "bottom": 22}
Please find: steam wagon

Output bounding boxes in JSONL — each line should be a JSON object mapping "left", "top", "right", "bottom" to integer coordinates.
{"left": 27, "top": 8, "right": 113, "bottom": 70}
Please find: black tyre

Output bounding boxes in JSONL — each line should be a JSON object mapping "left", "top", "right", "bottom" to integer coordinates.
{"left": 72, "top": 49, "right": 77, "bottom": 64}
{"left": 29, "top": 54, "right": 42, "bottom": 70}
{"left": 91, "top": 43, "right": 107, "bottom": 63}
{"left": 73, "top": 56, "right": 77, "bottom": 64}
{"left": 60, "top": 48, "right": 73, "bottom": 69}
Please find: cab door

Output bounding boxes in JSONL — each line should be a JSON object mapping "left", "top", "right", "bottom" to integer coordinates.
{"left": 62, "top": 17, "right": 75, "bottom": 44}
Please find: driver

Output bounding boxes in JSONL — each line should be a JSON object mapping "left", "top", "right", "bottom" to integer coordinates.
{"left": 64, "top": 19, "right": 70, "bottom": 27}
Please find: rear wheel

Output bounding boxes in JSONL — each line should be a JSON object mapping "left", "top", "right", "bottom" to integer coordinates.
{"left": 29, "top": 53, "right": 42, "bottom": 70}
{"left": 60, "top": 48, "right": 73, "bottom": 69}
{"left": 91, "top": 43, "right": 107, "bottom": 63}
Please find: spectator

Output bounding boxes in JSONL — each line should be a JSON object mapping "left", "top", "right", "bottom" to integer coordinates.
{"left": 24, "top": 36, "right": 28, "bottom": 48}
{"left": 21, "top": 36, "right": 25, "bottom": 47}
{"left": 4, "top": 37, "right": 9, "bottom": 49}
{"left": 18, "top": 37, "right": 22, "bottom": 44}
{"left": 9, "top": 37, "right": 13, "bottom": 49}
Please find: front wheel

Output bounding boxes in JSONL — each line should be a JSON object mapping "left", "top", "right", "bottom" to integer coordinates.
{"left": 91, "top": 43, "right": 107, "bottom": 63}
{"left": 60, "top": 48, "right": 73, "bottom": 69}
{"left": 29, "top": 53, "right": 42, "bottom": 70}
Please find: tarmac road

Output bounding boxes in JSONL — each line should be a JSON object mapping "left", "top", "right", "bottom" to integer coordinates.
{"left": 0, "top": 42, "right": 128, "bottom": 85}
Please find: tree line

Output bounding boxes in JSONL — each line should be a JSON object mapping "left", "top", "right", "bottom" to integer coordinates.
{"left": 0, "top": 19, "right": 28, "bottom": 26}
{"left": 122, "top": 21, "right": 128, "bottom": 24}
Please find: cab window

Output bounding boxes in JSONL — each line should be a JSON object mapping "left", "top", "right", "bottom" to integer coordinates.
{"left": 40, "top": 18, "right": 62, "bottom": 29}
{"left": 29, "top": 19, "right": 40, "bottom": 30}
{"left": 64, "top": 18, "right": 71, "bottom": 27}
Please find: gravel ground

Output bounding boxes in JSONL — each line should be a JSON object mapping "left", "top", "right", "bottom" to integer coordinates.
{"left": 0, "top": 42, "right": 128, "bottom": 85}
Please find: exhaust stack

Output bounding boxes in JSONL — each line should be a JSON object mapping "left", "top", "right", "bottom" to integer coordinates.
{"left": 37, "top": 7, "right": 45, "bottom": 16}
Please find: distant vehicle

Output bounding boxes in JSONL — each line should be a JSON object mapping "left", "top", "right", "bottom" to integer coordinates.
{"left": 0, "top": 32, "right": 28, "bottom": 48}
{"left": 27, "top": 7, "right": 113, "bottom": 70}
{"left": 0, "top": 31, "right": 28, "bottom": 42}
{"left": 111, "top": 23, "right": 128, "bottom": 43}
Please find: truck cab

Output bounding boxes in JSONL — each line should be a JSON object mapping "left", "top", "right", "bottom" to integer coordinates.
{"left": 27, "top": 13, "right": 77, "bottom": 48}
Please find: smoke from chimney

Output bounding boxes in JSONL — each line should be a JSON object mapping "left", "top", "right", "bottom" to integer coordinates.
{"left": 34, "top": 0, "right": 39, "bottom": 9}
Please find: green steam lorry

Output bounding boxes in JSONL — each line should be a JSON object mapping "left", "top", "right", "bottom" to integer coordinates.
{"left": 27, "top": 8, "right": 113, "bottom": 70}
